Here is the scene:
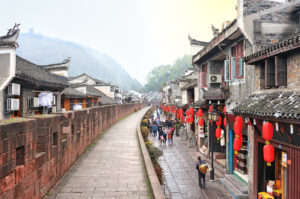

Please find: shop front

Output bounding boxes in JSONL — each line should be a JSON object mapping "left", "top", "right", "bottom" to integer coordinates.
{"left": 253, "top": 120, "right": 300, "bottom": 199}
{"left": 232, "top": 92, "right": 300, "bottom": 199}
{"left": 227, "top": 114, "right": 249, "bottom": 183}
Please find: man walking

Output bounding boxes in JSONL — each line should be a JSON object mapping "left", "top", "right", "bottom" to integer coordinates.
{"left": 196, "top": 156, "right": 207, "bottom": 189}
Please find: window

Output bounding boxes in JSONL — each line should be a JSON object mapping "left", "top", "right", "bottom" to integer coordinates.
{"left": 224, "top": 41, "right": 244, "bottom": 81}
{"left": 264, "top": 55, "right": 287, "bottom": 88}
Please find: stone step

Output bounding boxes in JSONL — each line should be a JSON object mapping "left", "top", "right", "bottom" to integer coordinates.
{"left": 218, "top": 178, "right": 249, "bottom": 199}
{"left": 225, "top": 174, "right": 248, "bottom": 194}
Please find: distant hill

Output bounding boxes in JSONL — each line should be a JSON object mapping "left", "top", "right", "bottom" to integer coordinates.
{"left": 16, "top": 30, "right": 142, "bottom": 91}
{"left": 142, "top": 54, "right": 192, "bottom": 92}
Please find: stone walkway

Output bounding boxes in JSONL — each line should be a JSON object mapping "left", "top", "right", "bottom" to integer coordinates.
{"left": 45, "top": 107, "right": 151, "bottom": 199}
{"left": 149, "top": 132, "right": 232, "bottom": 199}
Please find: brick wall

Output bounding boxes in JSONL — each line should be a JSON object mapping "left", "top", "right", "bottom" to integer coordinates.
{"left": 0, "top": 103, "right": 143, "bottom": 199}
{"left": 287, "top": 51, "right": 300, "bottom": 88}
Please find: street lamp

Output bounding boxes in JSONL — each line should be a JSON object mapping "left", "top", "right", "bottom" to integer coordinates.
{"left": 208, "top": 110, "right": 219, "bottom": 181}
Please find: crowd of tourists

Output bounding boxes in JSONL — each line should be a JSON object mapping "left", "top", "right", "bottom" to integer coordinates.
{"left": 147, "top": 107, "right": 176, "bottom": 146}
{"left": 148, "top": 106, "right": 208, "bottom": 189}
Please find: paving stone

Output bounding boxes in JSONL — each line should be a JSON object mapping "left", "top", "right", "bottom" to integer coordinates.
{"left": 44, "top": 108, "right": 151, "bottom": 199}
{"left": 149, "top": 114, "right": 233, "bottom": 199}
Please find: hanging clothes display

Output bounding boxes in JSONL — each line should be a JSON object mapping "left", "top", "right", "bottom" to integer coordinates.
{"left": 39, "top": 92, "right": 53, "bottom": 108}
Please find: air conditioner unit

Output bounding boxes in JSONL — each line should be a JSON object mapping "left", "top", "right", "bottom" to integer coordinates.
{"left": 29, "top": 97, "right": 40, "bottom": 108}
{"left": 208, "top": 74, "right": 222, "bottom": 84}
{"left": 8, "top": 83, "right": 21, "bottom": 96}
{"left": 7, "top": 98, "right": 19, "bottom": 111}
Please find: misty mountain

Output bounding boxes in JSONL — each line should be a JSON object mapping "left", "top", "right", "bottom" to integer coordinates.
{"left": 16, "top": 30, "right": 142, "bottom": 91}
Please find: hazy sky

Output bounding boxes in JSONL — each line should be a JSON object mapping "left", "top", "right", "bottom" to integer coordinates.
{"left": 0, "top": 0, "right": 236, "bottom": 84}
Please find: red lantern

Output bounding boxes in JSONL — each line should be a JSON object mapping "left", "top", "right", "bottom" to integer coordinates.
{"left": 216, "top": 128, "right": 222, "bottom": 139}
{"left": 189, "top": 107, "right": 194, "bottom": 116}
{"left": 235, "top": 116, "right": 243, "bottom": 125}
{"left": 262, "top": 122, "right": 273, "bottom": 142}
{"left": 199, "top": 118, "right": 204, "bottom": 126}
{"left": 209, "top": 105, "right": 213, "bottom": 112}
{"left": 216, "top": 116, "right": 222, "bottom": 126}
{"left": 234, "top": 121, "right": 243, "bottom": 137}
{"left": 196, "top": 109, "right": 203, "bottom": 117}
{"left": 223, "top": 118, "right": 227, "bottom": 127}
{"left": 223, "top": 106, "right": 226, "bottom": 114}
{"left": 180, "top": 115, "right": 184, "bottom": 122}
{"left": 186, "top": 109, "right": 190, "bottom": 117}
{"left": 190, "top": 116, "right": 194, "bottom": 123}
{"left": 233, "top": 137, "right": 243, "bottom": 154}
{"left": 263, "top": 144, "right": 275, "bottom": 166}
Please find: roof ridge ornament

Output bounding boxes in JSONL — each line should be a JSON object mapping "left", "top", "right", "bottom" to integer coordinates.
{"left": 0, "top": 23, "right": 21, "bottom": 47}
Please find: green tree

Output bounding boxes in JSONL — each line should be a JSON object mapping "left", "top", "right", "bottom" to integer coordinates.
{"left": 141, "top": 54, "right": 192, "bottom": 92}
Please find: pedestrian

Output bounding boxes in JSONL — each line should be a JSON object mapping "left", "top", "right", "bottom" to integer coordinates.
{"left": 152, "top": 121, "right": 158, "bottom": 137}
{"left": 158, "top": 128, "right": 165, "bottom": 146}
{"left": 158, "top": 125, "right": 163, "bottom": 140}
{"left": 167, "top": 128, "right": 172, "bottom": 144}
{"left": 171, "top": 126, "right": 175, "bottom": 143}
{"left": 162, "top": 127, "right": 167, "bottom": 144}
{"left": 196, "top": 156, "right": 208, "bottom": 189}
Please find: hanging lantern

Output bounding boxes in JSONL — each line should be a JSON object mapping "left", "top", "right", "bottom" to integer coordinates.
{"left": 263, "top": 144, "right": 275, "bottom": 166}
{"left": 180, "top": 115, "right": 184, "bottom": 122}
{"left": 186, "top": 109, "right": 190, "bottom": 117}
{"left": 216, "top": 128, "right": 222, "bottom": 139}
{"left": 216, "top": 116, "right": 222, "bottom": 126}
{"left": 199, "top": 118, "right": 204, "bottom": 127}
{"left": 262, "top": 122, "right": 273, "bottom": 143}
{"left": 235, "top": 116, "right": 243, "bottom": 124}
{"left": 196, "top": 109, "right": 203, "bottom": 118}
{"left": 189, "top": 107, "right": 194, "bottom": 116}
{"left": 209, "top": 105, "right": 213, "bottom": 112}
{"left": 234, "top": 121, "right": 243, "bottom": 137}
{"left": 223, "top": 106, "right": 226, "bottom": 114}
{"left": 233, "top": 137, "right": 243, "bottom": 154}
{"left": 223, "top": 117, "right": 227, "bottom": 127}
{"left": 190, "top": 116, "right": 194, "bottom": 123}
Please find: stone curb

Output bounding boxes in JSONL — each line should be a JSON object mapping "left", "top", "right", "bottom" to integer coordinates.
{"left": 137, "top": 110, "right": 166, "bottom": 199}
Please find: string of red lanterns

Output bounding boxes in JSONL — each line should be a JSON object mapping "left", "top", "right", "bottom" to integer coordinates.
{"left": 262, "top": 122, "right": 274, "bottom": 166}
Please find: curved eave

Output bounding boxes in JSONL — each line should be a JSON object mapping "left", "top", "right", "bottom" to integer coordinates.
{"left": 192, "top": 23, "right": 241, "bottom": 65}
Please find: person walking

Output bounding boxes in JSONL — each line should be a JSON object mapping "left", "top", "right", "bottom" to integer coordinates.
{"left": 152, "top": 121, "right": 158, "bottom": 137}
{"left": 167, "top": 128, "right": 172, "bottom": 144}
{"left": 196, "top": 156, "right": 207, "bottom": 189}
{"left": 159, "top": 128, "right": 165, "bottom": 146}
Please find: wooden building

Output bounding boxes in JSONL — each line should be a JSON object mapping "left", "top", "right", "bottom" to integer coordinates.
{"left": 234, "top": 33, "right": 300, "bottom": 199}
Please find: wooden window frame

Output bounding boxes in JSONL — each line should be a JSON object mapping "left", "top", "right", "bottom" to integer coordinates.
{"left": 264, "top": 55, "right": 287, "bottom": 89}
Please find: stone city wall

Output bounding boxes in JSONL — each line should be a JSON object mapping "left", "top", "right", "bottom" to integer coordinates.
{"left": 0, "top": 103, "right": 143, "bottom": 199}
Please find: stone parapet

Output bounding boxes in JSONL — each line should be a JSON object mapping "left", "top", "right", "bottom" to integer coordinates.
{"left": 0, "top": 103, "right": 144, "bottom": 199}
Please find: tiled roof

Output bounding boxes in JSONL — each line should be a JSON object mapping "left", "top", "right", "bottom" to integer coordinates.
{"left": 180, "top": 80, "right": 198, "bottom": 90}
{"left": 192, "top": 19, "right": 237, "bottom": 61}
{"left": 69, "top": 73, "right": 108, "bottom": 85}
{"left": 99, "top": 95, "right": 118, "bottom": 105}
{"left": 86, "top": 85, "right": 104, "bottom": 97}
{"left": 244, "top": 34, "right": 300, "bottom": 63}
{"left": 15, "top": 56, "right": 68, "bottom": 89}
{"left": 232, "top": 92, "right": 300, "bottom": 120}
{"left": 62, "top": 87, "right": 87, "bottom": 98}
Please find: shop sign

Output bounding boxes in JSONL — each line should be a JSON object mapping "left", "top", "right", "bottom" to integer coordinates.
{"left": 282, "top": 152, "right": 287, "bottom": 167}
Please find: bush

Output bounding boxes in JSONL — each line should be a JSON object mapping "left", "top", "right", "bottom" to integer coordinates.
{"left": 141, "top": 126, "right": 149, "bottom": 141}
{"left": 145, "top": 141, "right": 153, "bottom": 149}
{"left": 141, "top": 119, "right": 148, "bottom": 126}
{"left": 147, "top": 145, "right": 163, "bottom": 164}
